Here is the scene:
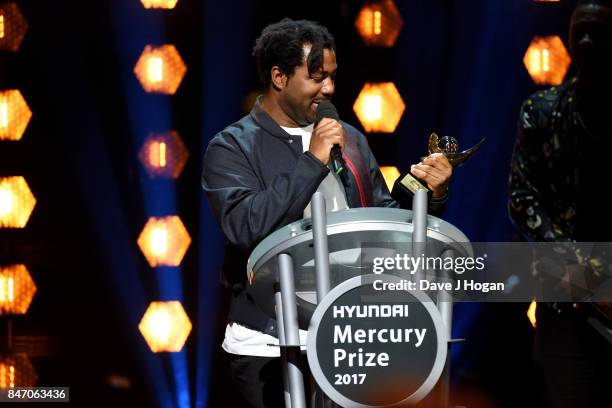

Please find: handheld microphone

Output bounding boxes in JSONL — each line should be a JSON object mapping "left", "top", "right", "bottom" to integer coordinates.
{"left": 314, "top": 100, "right": 346, "bottom": 181}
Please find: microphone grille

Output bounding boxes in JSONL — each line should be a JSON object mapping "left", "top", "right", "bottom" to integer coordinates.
{"left": 315, "top": 100, "right": 339, "bottom": 123}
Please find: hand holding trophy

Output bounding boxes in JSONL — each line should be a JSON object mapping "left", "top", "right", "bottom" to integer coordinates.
{"left": 391, "top": 132, "right": 485, "bottom": 202}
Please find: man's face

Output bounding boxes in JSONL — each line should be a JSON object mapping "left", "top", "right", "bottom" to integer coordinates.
{"left": 570, "top": 3, "right": 612, "bottom": 87}
{"left": 278, "top": 46, "right": 337, "bottom": 126}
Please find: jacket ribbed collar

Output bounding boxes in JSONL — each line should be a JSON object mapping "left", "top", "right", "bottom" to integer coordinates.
{"left": 249, "top": 96, "right": 302, "bottom": 141}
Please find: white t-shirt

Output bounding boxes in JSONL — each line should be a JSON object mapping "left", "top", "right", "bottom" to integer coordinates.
{"left": 222, "top": 123, "right": 349, "bottom": 356}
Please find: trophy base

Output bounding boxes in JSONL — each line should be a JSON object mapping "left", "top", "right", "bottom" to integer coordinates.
{"left": 391, "top": 172, "right": 432, "bottom": 207}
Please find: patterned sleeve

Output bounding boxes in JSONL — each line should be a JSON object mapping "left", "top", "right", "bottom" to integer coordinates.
{"left": 508, "top": 99, "right": 570, "bottom": 242}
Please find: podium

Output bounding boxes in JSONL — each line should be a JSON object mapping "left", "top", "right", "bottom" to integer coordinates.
{"left": 247, "top": 191, "right": 471, "bottom": 407}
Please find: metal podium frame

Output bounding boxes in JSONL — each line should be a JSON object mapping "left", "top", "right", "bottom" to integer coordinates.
{"left": 249, "top": 190, "right": 469, "bottom": 407}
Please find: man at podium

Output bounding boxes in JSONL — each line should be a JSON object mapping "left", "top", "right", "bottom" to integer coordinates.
{"left": 202, "top": 18, "right": 453, "bottom": 408}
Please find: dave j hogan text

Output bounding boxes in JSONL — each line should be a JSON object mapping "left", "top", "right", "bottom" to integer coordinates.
{"left": 372, "top": 278, "right": 505, "bottom": 293}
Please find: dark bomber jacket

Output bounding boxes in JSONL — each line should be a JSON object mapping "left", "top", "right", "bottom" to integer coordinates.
{"left": 202, "top": 100, "right": 447, "bottom": 333}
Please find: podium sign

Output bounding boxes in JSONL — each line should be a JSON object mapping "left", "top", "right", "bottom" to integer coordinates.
{"left": 307, "top": 274, "right": 448, "bottom": 407}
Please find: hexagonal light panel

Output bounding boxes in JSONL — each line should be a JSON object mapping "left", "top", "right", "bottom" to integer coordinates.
{"left": 134, "top": 45, "right": 187, "bottom": 94}
{"left": 139, "top": 131, "right": 189, "bottom": 179}
{"left": 0, "top": 176, "right": 36, "bottom": 228}
{"left": 0, "top": 3, "right": 28, "bottom": 52}
{"left": 523, "top": 36, "right": 571, "bottom": 86}
{"left": 527, "top": 300, "right": 537, "bottom": 328}
{"left": 0, "top": 264, "right": 36, "bottom": 315}
{"left": 0, "top": 354, "right": 38, "bottom": 388}
{"left": 138, "top": 301, "right": 192, "bottom": 352}
{"left": 379, "top": 166, "right": 400, "bottom": 192}
{"left": 137, "top": 215, "right": 191, "bottom": 267}
{"left": 141, "top": 0, "right": 179, "bottom": 9}
{"left": 0, "top": 90, "right": 32, "bottom": 141}
{"left": 353, "top": 82, "right": 405, "bottom": 133}
{"left": 355, "top": 0, "right": 403, "bottom": 47}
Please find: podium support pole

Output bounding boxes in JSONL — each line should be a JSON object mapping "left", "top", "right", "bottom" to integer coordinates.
{"left": 413, "top": 189, "right": 454, "bottom": 407}
{"left": 278, "top": 253, "right": 307, "bottom": 408}
{"left": 310, "top": 192, "right": 338, "bottom": 408}
{"left": 437, "top": 249, "right": 454, "bottom": 341}
{"left": 275, "top": 284, "right": 293, "bottom": 408}
{"left": 412, "top": 189, "right": 428, "bottom": 282}
{"left": 311, "top": 192, "right": 331, "bottom": 301}
{"left": 437, "top": 248, "right": 455, "bottom": 408}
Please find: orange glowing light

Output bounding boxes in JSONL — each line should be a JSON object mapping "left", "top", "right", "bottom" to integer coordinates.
{"left": 0, "top": 90, "right": 32, "bottom": 141}
{"left": 137, "top": 216, "right": 191, "bottom": 267}
{"left": 139, "top": 131, "right": 189, "bottom": 179}
{"left": 527, "top": 300, "right": 537, "bottom": 328}
{"left": 148, "top": 56, "right": 164, "bottom": 83}
{"left": 0, "top": 354, "right": 37, "bottom": 388}
{"left": 523, "top": 36, "right": 571, "bottom": 86}
{"left": 379, "top": 166, "right": 401, "bottom": 192}
{"left": 134, "top": 45, "right": 187, "bottom": 94}
{"left": 0, "top": 176, "right": 36, "bottom": 228}
{"left": 353, "top": 82, "right": 405, "bottom": 133}
{"left": 1, "top": 101, "right": 7, "bottom": 128}
{"left": 158, "top": 142, "right": 167, "bottom": 167}
{"left": 138, "top": 301, "right": 192, "bottom": 352}
{"left": 140, "top": 0, "right": 179, "bottom": 9}
{"left": 0, "top": 265, "right": 36, "bottom": 315}
{"left": 0, "top": 3, "right": 28, "bottom": 52}
{"left": 355, "top": 0, "right": 403, "bottom": 47}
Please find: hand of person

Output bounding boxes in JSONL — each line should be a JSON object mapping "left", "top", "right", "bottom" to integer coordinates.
{"left": 410, "top": 153, "right": 452, "bottom": 198}
{"left": 309, "top": 117, "right": 344, "bottom": 165}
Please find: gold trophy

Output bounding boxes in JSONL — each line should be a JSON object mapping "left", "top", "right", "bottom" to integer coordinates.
{"left": 392, "top": 132, "right": 485, "bottom": 197}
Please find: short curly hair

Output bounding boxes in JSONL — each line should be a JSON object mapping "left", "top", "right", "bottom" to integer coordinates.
{"left": 252, "top": 18, "right": 336, "bottom": 89}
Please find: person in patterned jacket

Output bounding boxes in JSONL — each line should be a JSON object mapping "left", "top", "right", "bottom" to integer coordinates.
{"left": 509, "top": 0, "right": 612, "bottom": 406}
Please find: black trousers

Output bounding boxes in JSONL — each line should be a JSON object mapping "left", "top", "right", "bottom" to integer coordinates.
{"left": 228, "top": 354, "right": 285, "bottom": 408}
{"left": 534, "top": 305, "right": 612, "bottom": 408}
{"left": 227, "top": 352, "right": 317, "bottom": 408}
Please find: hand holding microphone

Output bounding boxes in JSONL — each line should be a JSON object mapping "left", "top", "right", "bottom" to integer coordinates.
{"left": 310, "top": 100, "right": 346, "bottom": 176}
